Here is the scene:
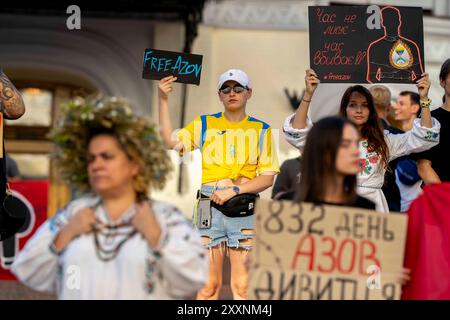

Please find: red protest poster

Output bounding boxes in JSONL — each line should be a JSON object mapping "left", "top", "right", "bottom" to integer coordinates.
{"left": 402, "top": 183, "right": 450, "bottom": 300}
{"left": 0, "top": 180, "right": 48, "bottom": 280}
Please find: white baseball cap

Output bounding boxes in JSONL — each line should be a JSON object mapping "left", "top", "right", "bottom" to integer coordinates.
{"left": 217, "top": 69, "right": 250, "bottom": 90}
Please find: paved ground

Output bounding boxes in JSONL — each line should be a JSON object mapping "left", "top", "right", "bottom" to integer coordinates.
{"left": 0, "top": 256, "right": 233, "bottom": 300}
{"left": 0, "top": 281, "right": 55, "bottom": 300}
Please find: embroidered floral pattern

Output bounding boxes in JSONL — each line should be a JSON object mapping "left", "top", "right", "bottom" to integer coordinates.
{"left": 424, "top": 131, "right": 439, "bottom": 141}
{"left": 359, "top": 140, "right": 380, "bottom": 176}
{"left": 369, "top": 155, "right": 379, "bottom": 164}
{"left": 359, "top": 158, "right": 372, "bottom": 175}
{"left": 49, "top": 208, "right": 68, "bottom": 233}
{"left": 145, "top": 257, "right": 157, "bottom": 294}
{"left": 359, "top": 158, "right": 367, "bottom": 171}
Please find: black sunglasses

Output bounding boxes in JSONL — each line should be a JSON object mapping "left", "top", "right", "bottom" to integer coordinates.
{"left": 219, "top": 85, "right": 248, "bottom": 94}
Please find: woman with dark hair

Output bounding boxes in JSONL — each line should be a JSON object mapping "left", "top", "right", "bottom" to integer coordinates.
{"left": 296, "top": 116, "right": 375, "bottom": 209}
{"left": 284, "top": 69, "right": 440, "bottom": 212}
{"left": 292, "top": 115, "right": 412, "bottom": 286}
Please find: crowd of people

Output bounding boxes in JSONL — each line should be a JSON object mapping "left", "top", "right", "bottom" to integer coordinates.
{"left": 1, "top": 55, "right": 449, "bottom": 299}
{"left": 0, "top": 69, "right": 26, "bottom": 241}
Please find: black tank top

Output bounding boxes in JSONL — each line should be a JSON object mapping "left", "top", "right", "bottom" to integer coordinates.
{"left": 0, "top": 101, "right": 6, "bottom": 201}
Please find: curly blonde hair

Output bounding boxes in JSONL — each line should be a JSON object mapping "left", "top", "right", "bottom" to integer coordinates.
{"left": 50, "top": 96, "right": 172, "bottom": 201}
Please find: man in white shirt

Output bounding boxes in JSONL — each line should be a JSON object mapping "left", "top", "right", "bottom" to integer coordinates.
{"left": 393, "top": 91, "right": 423, "bottom": 212}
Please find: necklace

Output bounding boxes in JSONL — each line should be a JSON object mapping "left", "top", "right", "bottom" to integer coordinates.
{"left": 93, "top": 224, "right": 137, "bottom": 262}
{"left": 91, "top": 202, "right": 138, "bottom": 262}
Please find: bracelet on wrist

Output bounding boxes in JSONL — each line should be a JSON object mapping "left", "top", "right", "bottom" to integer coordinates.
{"left": 420, "top": 99, "right": 432, "bottom": 108}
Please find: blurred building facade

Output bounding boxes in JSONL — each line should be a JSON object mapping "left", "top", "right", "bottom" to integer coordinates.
{"left": 1, "top": 0, "right": 449, "bottom": 217}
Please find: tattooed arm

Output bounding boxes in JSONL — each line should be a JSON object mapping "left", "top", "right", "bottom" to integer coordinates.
{"left": 0, "top": 69, "right": 25, "bottom": 119}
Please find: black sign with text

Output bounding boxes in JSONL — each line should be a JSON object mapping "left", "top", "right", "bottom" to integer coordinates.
{"left": 308, "top": 6, "right": 424, "bottom": 84}
{"left": 142, "top": 49, "right": 203, "bottom": 85}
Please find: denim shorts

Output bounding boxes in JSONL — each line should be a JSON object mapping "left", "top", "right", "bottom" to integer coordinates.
{"left": 193, "top": 185, "right": 254, "bottom": 250}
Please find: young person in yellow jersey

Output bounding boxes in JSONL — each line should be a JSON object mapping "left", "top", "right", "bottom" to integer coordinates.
{"left": 158, "top": 69, "right": 280, "bottom": 300}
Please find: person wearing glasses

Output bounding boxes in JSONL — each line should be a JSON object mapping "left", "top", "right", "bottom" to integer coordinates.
{"left": 158, "top": 69, "right": 280, "bottom": 300}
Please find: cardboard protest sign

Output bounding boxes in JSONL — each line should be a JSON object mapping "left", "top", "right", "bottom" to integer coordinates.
{"left": 249, "top": 200, "right": 408, "bottom": 300}
{"left": 308, "top": 6, "right": 424, "bottom": 84}
{"left": 142, "top": 49, "right": 203, "bottom": 85}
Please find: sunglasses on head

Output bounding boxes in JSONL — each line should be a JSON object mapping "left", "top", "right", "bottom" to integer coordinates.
{"left": 219, "top": 85, "right": 248, "bottom": 94}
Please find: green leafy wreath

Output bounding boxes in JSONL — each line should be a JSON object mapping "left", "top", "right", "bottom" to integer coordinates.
{"left": 49, "top": 96, "right": 172, "bottom": 198}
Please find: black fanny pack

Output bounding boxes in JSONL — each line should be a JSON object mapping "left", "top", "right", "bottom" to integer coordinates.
{"left": 199, "top": 191, "right": 259, "bottom": 218}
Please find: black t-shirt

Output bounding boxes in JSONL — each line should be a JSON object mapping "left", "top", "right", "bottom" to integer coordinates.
{"left": 353, "top": 196, "right": 377, "bottom": 210}
{"left": 0, "top": 151, "right": 5, "bottom": 198}
{"left": 321, "top": 196, "right": 376, "bottom": 210}
{"left": 0, "top": 104, "right": 5, "bottom": 201}
{"left": 1, "top": 106, "right": 6, "bottom": 239}
{"left": 5, "top": 154, "right": 20, "bottom": 178}
{"left": 416, "top": 107, "right": 450, "bottom": 182}
{"left": 280, "top": 193, "right": 376, "bottom": 210}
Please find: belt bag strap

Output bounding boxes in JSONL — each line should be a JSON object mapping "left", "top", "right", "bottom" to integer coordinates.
{"left": 211, "top": 193, "right": 259, "bottom": 218}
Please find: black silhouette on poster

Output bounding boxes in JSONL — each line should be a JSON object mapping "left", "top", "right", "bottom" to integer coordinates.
{"left": 366, "top": 6, "right": 423, "bottom": 83}
{"left": 308, "top": 6, "right": 424, "bottom": 84}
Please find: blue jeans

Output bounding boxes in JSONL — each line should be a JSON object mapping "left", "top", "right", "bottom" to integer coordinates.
{"left": 194, "top": 185, "right": 253, "bottom": 250}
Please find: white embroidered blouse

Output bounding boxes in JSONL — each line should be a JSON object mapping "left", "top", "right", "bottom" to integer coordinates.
{"left": 283, "top": 114, "right": 440, "bottom": 212}
{"left": 11, "top": 197, "right": 208, "bottom": 299}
